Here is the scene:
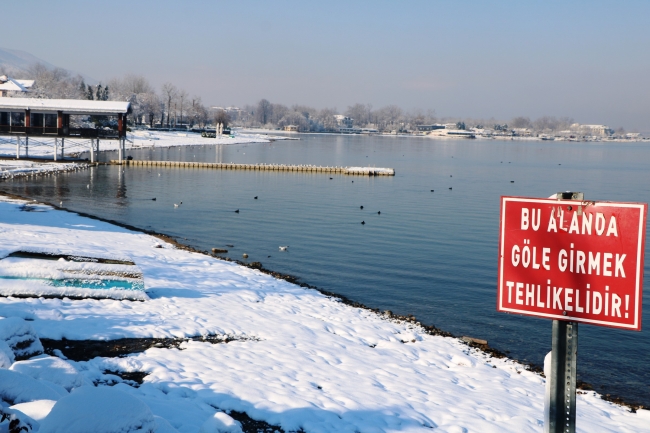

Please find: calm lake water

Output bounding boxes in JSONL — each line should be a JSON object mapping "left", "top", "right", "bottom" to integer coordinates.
{"left": 2, "top": 134, "right": 649, "bottom": 405}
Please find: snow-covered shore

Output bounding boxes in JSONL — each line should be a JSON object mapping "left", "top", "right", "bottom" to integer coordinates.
{"left": 0, "top": 160, "right": 87, "bottom": 179}
{"left": 0, "top": 130, "right": 290, "bottom": 160}
{"left": 0, "top": 197, "right": 648, "bottom": 433}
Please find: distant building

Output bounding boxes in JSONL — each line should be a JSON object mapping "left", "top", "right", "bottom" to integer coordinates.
{"left": 571, "top": 123, "right": 613, "bottom": 136}
{"left": 334, "top": 115, "right": 353, "bottom": 128}
{"left": 284, "top": 125, "right": 298, "bottom": 132}
{"left": 416, "top": 124, "right": 444, "bottom": 132}
{"left": 512, "top": 128, "right": 532, "bottom": 137}
{"left": 0, "top": 75, "right": 34, "bottom": 97}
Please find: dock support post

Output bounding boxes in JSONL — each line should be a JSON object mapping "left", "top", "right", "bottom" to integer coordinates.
{"left": 61, "top": 137, "right": 65, "bottom": 160}
{"left": 118, "top": 138, "right": 123, "bottom": 163}
{"left": 90, "top": 139, "right": 95, "bottom": 164}
{"left": 54, "top": 138, "right": 58, "bottom": 161}
{"left": 16, "top": 136, "right": 20, "bottom": 159}
{"left": 25, "top": 137, "right": 28, "bottom": 158}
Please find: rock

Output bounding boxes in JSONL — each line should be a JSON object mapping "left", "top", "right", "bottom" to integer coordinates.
{"left": 461, "top": 336, "right": 488, "bottom": 346}
{"left": 0, "top": 339, "right": 14, "bottom": 368}
{"left": 211, "top": 248, "right": 228, "bottom": 254}
{"left": 0, "top": 317, "right": 44, "bottom": 360}
{"left": 242, "top": 253, "right": 248, "bottom": 259}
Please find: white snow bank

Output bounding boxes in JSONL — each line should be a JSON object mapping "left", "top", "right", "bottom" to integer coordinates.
{"left": 153, "top": 415, "right": 181, "bottom": 433}
{"left": 0, "top": 339, "right": 14, "bottom": 368}
{"left": 0, "top": 130, "right": 284, "bottom": 160}
{"left": 0, "top": 317, "right": 43, "bottom": 359}
{"left": 38, "top": 386, "right": 156, "bottom": 433}
{"left": 0, "top": 160, "right": 86, "bottom": 179}
{"left": 11, "top": 355, "right": 84, "bottom": 391}
{"left": 0, "top": 197, "right": 647, "bottom": 433}
{"left": 10, "top": 399, "right": 57, "bottom": 422}
{"left": 0, "top": 369, "right": 66, "bottom": 404}
{"left": 199, "top": 412, "right": 243, "bottom": 433}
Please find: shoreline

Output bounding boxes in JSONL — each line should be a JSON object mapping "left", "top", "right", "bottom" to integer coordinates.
{"left": 0, "top": 188, "right": 645, "bottom": 412}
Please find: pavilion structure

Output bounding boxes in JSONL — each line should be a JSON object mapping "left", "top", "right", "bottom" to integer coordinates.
{"left": 0, "top": 98, "right": 131, "bottom": 162}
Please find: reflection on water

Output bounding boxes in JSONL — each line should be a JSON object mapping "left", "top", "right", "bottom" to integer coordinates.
{"left": 2, "top": 135, "right": 650, "bottom": 405}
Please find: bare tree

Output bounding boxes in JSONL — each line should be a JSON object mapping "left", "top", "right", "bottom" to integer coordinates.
{"left": 255, "top": 99, "right": 273, "bottom": 126}
{"left": 188, "top": 96, "right": 208, "bottom": 128}
{"left": 277, "top": 111, "right": 309, "bottom": 131}
{"left": 315, "top": 107, "right": 338, "bottom": 132}
{"left": 214, "top": 109, "right": 230, "bottom": 128}
{"left": 140, "top": 92, "right": 162, "bottom": 128}
{"left": 533, "top": 116, "right": 559, "bottom": 132}
{"left": 161, "top": 82, "right": 177, "bottom": 128}
{"left": 177, "top": 89, "right": 188, "bottom": 126}
{"left": 345, "top": 103, "right": 373, "bottom": 127}
{"left": 23, "top": 63, "right": 85, "bottom": 99}
{"left": 510, "top": 116, "right": 532, "bottom": 129}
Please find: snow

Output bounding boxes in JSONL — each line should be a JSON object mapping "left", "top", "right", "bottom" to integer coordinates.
{"left": 0, "top": 340, "right": 13, "bottom": 368}
{"left": 199, "top": 412, "right": 242, "bottom": 433}
{"left": 11, "top": 355, "right": 84, "bottom": 391}
{"left": 0, "top": 254, "right": 147, "bottom": 301}
{"left": 0, "top": 97, "right": 130, "bottom": 115}
{"left": 0, "top": 369, "right": 66, "bottom": 404}
{"left": 0, "top": 316, "right": 43, "bottom": 358}
{"left": 0, "top": 197, "right": 647, "bottom": 432}
{"left": 9, "top": 399, "right": 57, "bottom": 422}
{"left": 37, "top": 386, "right": 156, "bottom": 433}
{"left": 0, "top": 129, "right": 291, "bottom": 162}
{"left": 0, "top": 160, "right": 87, "bottom": 179}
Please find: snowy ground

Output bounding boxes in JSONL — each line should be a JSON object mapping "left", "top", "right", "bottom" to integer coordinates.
{"left": 0, "top": 197, "right": 648, "bottom": 432}
{"left": 0, "top": 130, "right": 291, "bottom": 160}
{"left": 0, "top": 160, "right": 87, "bottom": 179}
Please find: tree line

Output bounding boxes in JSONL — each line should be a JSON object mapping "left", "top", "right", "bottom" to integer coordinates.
{"left": 2, "top": 63, "right": 626, "bottom": 134}
{"left": 4, "top": 63, "right": 213, "bottom": 129}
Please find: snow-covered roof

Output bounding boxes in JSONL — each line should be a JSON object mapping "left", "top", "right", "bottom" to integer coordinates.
{"left": 0, "top": 97, "right": 131, "bottom": 115}
{"left": 0, "top": 77, "right": 34, "bottom": 93}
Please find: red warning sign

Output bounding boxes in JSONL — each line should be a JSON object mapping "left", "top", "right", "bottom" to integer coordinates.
{"left": 497, "top": 196, "right": 647, "bottom": 330}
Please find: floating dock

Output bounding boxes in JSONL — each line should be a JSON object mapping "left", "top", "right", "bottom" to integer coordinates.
{"left": 110, "top": 160, "right": 395, "bottom": 176}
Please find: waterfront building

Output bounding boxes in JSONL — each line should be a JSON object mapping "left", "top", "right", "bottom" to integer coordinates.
{"left": 0, "top": 75, "right": 34, "bottom": 97}
{"left": 570, "top": 123, "right": 614, "bottom": 136}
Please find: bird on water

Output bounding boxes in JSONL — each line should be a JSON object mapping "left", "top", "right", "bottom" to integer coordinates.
{"left": 279, "top": 246, "right": 289, "bottom": 251}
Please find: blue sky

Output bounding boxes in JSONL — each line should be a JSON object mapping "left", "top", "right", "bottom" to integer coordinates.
{"left": 2, "top": 1, "right": 649, "bottom": 130}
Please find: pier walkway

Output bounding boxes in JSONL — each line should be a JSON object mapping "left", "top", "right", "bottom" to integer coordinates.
{"left": 110, "top": 160, "right": 395, "bottom": 176}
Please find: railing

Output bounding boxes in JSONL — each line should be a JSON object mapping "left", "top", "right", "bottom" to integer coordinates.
{"left": 0, "top": 126, "right": 119, "bottom": 138}
{"left": 68, "top": 128, "right": 119, "bottom": 139}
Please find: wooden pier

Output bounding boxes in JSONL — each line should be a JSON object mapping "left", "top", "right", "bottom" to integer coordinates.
{"left": 109, "top": 160, "right": 395, "bottom": 176}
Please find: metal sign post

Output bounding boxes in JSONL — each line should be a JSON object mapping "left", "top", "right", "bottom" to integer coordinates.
{"left": 547, "top": 320, "right": 578, "bottom": 433}
{"left": 547, "top": 192, "right": 581, "bottom": 433}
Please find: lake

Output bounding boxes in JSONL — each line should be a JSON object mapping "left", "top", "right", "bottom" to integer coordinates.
{"left": 1, "top": 133, "right": 649, "bottom": 405}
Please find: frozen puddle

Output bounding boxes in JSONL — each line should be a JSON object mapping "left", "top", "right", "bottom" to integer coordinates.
{"left": 0, "top": 251, "right": 146, "bottom": 301}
